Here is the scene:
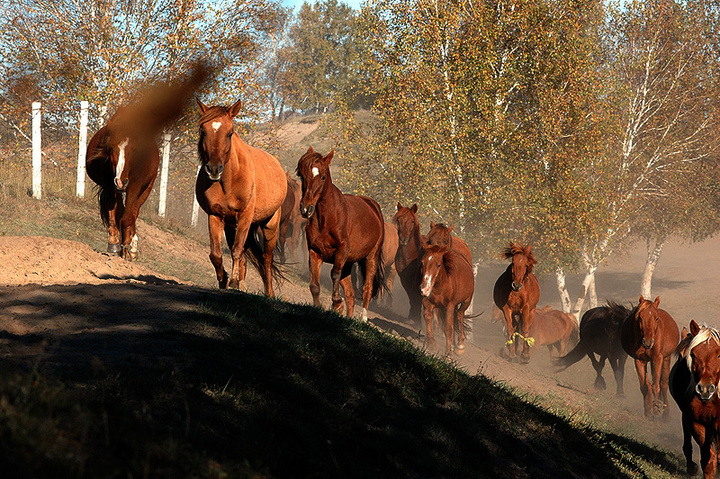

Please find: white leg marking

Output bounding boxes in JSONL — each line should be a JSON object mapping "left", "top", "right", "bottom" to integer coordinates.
{"left": 115, "top": 137, "right": 129, "bottom": 188}
{"left": 361, "top": 308, "right": 368, "bottom": 322}
{"left": 130, "top": 234, "right": 139, "bottom": 253}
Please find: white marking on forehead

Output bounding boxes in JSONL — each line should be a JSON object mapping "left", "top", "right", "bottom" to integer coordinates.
{"left": 312, "top": 167, "right": 320, "bottom": 178}
{"left": 211, "top": 121, "right": 222, "bottom": 132}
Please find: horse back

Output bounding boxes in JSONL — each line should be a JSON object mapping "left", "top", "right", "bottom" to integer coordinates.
{"left": 383, "top": 222, "right": 399, "bottom": 266}
{"left": 345, "top": 194, "right": 385, "bottom": 254}
{"left": 658, "top": 309, "right": 680, "bottom": 356}
{"left": 531, "top": 309, "right": 571, "bottom": 345}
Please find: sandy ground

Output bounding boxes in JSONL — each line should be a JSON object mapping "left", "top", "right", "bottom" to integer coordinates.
{"left": 0, "top": 230, "right": 712, "bottom": 462}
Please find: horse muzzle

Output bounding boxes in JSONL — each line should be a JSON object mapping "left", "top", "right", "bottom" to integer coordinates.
{"left": 696, "top": 382, "right": 717, "bottom": 401}
{"left": 204, "top": 164, "right": 224, "bottom": 182}
{"left": 642, "top": 338, "right": 655, "bottom": 349}
{"left": 398, "top": 237, "right": 409, "bottom": 246}
{"left": 300, "top": 204, "right": 315, "bottom": 219}
{"left": 511, "top": 282, "right": 523, "bottom": 292}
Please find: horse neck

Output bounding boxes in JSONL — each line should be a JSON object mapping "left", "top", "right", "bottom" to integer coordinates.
{"left": 397, "top": 222, "right": 423, "bottom": 267}
{"left": 312, "top": 177, "right": 344, "bottom": 218}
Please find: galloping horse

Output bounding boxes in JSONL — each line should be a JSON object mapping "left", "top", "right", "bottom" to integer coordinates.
{"left": 555, "top": 302, "right": 630, "bottom": 396}
{"left": 426, "top": 221, "right": 472, "bottom": 263}
{"left": 621, "top": 295, "right": 680, "bottom": 419}
{"left": 87, "top": 65, "right": 208, "bottom": 260}
{"left": 669, "top": 320, "right": 720, "bottom": 477}
{"left": 390, "top": 203, "right": 424, "bottom": 324}
{"left": 493, "top": 242, "right": 540, "bottom": 363}
{"left": 195, "top": 99, "right": 287, "bottom": 295}
{"left": 297, "top": 147, "right": 385, "bottom": 321}
{"left": 529, "top": 306, "right": 578, "bottom": 357}
{"left": 419, "top": 240, "right": 474, "bottom": 355}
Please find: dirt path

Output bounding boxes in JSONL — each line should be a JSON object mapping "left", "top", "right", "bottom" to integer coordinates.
{"left": 0, "top": 233, "right": 713, "bottom": 460}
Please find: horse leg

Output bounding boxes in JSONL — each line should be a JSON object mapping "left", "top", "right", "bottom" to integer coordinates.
{"left": 228, "top": 210, "right": 253, "bottom": 290}
{"left": 422, "top": 297, "right": 436, "bottom": 352}
{"left": 695, "top": 422, "right": 716, "bottom": 479}
{"left": 308, "top": 249, "right": 323, "bottom": 307}
{"left": 588, "top": 352, "right": 607, "bottom": 390}
{"left": 330, "top": 244, "right": 349, "bottom": 315}
{"left": 612, "top": 353, "right": 627, "bottom": 397}
{"left": 383, "top": 263, "right": 396, "bottom": 308}
{"left": 106, "top": 191, "right": 123, "bottom": 255}
{"left": 260, "top": 209, "right": 282, "bottom": 297}
{"left": 208, "top": 215, "right": 228, "bottom": 289}
{"left": 340, "top": 264, "right": 356, "bottom": 322}
{"left": 658, "top": 355, "right": 672, "bottom": 420}
{"left": 360, "top": 244, "right": 382, "bottom": 322}
{"left": 633, "top": 358, "right": 652, "bottom": 418}
{"left": 518, "top": 304, "right": 534, "bottom": 363}
{"left": 682, "top": 415, "right": 698, "bottom": 475}
{"left": 501, "top": 304, "right": 516, "bottom": 359}
{"left": 455, "top": 302, "right": 469, "bottom": 355}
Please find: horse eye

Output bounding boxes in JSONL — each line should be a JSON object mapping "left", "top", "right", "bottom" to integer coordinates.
{"left": 321, "top": 175, "right": 326, "bottom": 180}
{"left": 227, "top": 132, "right": 233, "bottom": 138}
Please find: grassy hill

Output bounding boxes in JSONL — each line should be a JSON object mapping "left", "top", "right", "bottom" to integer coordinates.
{"left": 0, "top": 150, "right": 686, "bottom": 478}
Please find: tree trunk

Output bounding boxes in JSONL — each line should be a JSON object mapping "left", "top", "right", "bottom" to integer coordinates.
{"left": 555, "top": 269, "right": 572, "bottom": 316}
{"left": 641, "top": 237, "right": 664, "bottom": 298}
{"left": 571, "top": 268, "right": 597, "bottom": 322}
{"left": 589, "top": 275, "right": 597, "bottom": 309}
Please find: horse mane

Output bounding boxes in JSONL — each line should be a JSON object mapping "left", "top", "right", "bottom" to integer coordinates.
{"left": 501, "top": 242, "right": 537, "bottom": 272}
{"left": 426, "top": 244, "right": 470, "bottom": 276}
{"left": 681, "top": 326, "right": 720, "bottom": 368}
{"left": 604, "top": 300, "right": 632, "bottom": 317}
{"left": 198, "top": 105, "right": 233, "bottom": 125}
{"left": 295, "top": 148, "right": 324, "bottom": 179}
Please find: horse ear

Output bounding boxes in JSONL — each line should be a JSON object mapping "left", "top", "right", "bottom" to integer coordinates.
{"left": 430, "top": 220, "right": 436, "bottom": 229}
{"left": 196, "top": 97, "right": 208, "bottom": 113}
{"left": 411, "top": 204, "right": 418, "bottom": 214}
{"left": 690, "top": 319, "right": 701, "bottom": 336}
{"left": 324, "top": 150, "right": 334, "bottom": 165}
{"left": 638, "top": 295, "right": 645, "bottom": 304}
{"left": 397, "top": 202, "right": 402, "bottom": 211}
{"left": 229, "top": 99, "right": 243, "bottom": 118}
{"left": 306, "top": 145, "right": 315, "bottom": 154}
{"left": 653, "top": 296, "right": 660, "bottom": 307}
{"left": 447, "top": 225, "right": 454, "bottom": 234}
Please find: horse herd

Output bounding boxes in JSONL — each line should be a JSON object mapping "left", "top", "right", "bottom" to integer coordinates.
{"left": 85, "top": 91, "right": 720, "bottom": 478}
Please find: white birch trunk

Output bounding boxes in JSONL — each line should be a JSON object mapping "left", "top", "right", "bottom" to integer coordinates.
{"left": 640, "top": 238, "right": 664, "bottom": 298}
{"left": 571, "top": 268, "right": 597, "bottom": 321}
{"left": 191, "top": 165, "right": 201, "bottom": 226}
{"left": 589, "top": 275, "right": 598, "bottom": 309}
{"left": 555, "top": 269, "right": 572, "bottom": 316}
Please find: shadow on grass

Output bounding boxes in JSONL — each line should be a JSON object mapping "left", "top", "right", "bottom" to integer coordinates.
{"left": 0, "top": 283, "right": 684, "bottom": 479}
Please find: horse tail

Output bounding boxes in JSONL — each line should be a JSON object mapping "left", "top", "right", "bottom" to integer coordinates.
{"left": 553, "top": 338, "right": 589, "bottom": 371}
{"left": 245, "top": 225, "right": 286, "bottom": 289}
{"left": 569, "top": 320, "right": 580, "bottom": 349}
{"left": 371, "top": 247, "right": 388, "bottom": 299}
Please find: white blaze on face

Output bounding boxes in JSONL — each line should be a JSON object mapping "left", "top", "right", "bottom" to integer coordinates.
{"left": 420, "top": 256, "right": 435, "bottom": 297}
{"left": 211, "top": 121, "right": 222, "bottom": 132}
{"left": 312, "top": 167, "right": 320, "bottom": 178}
{"left": 115, "top": 137, "right": 129, "bottom": 187}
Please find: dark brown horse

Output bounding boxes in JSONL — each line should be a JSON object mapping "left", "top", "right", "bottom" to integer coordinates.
{"left": 670, "top": 320, "right": 720, "bottom": 477}
{"left": 493, "top": 242, "right": 540, "bottom": 363}
{"left": 297, "top": 147, "right": 385, "bottom": 321}
{"left": 555, "top": 302, "right": 630, "bottom": 396}
{"left": 529, "top": 306, "right": 579, "bottom": 357}
{"left": 87, "top": 65, "right": 208, "bottom": 260}
{"left": 195, "top": 99, "right": 287, "bottom": 295}
{"left": 419, "top": 241, "right": 474, "bottom": 355}
{"left": 621, "top": 295, "right": 679, "bottom": 419}
{"left": 390, "top": 203, "right": 424, "bottom": 324}
{"left": 277, "top": 172, "right": 304, "bottom": 262}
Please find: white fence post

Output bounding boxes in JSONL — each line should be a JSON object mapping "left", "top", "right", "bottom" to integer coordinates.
{"left": 76, "top": 101, "right": 89, "bottom": 197}
{"left": 31, "top": 101, "right": 42, "bottom": 199}
{"left": 191, "top": 165, "right": 201, "bottom": 226}
{"left": 158, "top": 132, "right": 171, "bottom": 217}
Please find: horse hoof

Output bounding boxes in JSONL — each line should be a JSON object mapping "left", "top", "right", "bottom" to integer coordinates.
{"left": 107, "top": 243, "right": 122, "bottom": 255}
{"left": 455, "top": 348, "right": 466, "bottom": 356}
{"left": 122, "top": 249, "right": 138, "bottom": 262}
{"left": 688, "top": 461, "right": 698, "bottom": 475}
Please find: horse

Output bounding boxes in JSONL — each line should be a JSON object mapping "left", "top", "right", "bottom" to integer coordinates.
{"left": 351, "top": 221, "right": 398, "bottom": 307}
{"left": 493, "top": 242, "right": 540, "bottom": 363}
{"left": 426, "top": 221, "right": 472, "bottom": 263}
{"left": 86, "top": 64, "right": 208, "bottom": 260}
{"left": 390, "top": 203, "right": 424, "bottom": 325}
{"left": 554, "top": 302, "right": 630, "bottom": 396}
{"left": 529, "top": 306, "right": 579, "bottom": 357}
{"left": 621, "top": 295, "right": 680, "bottom": 419}
{"left": 195, "top": 98, "right": 287, "bottom": 296}
{"left": 419, "top": 240, "right": 474, "bottom": 355}
{"left": 296, "top": 146, "right": 385, "bottom": 322}
{"left": 277, "top": 172, "right": 304, "bottom": 263}
{"left": 669, "top": 320, "right": 720, "bottom": 477}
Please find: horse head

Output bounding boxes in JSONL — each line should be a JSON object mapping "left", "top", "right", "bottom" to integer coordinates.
{"left": 634, "top": 295, "right": 662, "bottom": 350}
{"left": 196, "top": 98, "right": 242, "bottom": 182}
{"left": 391, "top": 203, "right": 419, "bottom": 246}
{"left": 296, "top": 146, "right": 333, "bottom": 219}
{"left": 683, "top": 320, "right": 720, "bottom": 401}
{"left": 419, "top": 241, "right": 447, "bottom": 297}
{"left": 502, "top": 242, "right": 536, "bottom": 292}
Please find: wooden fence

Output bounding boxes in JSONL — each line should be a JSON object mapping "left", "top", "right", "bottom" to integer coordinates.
{"left": 29, "top": 101, "right": 202, "bottom": 226}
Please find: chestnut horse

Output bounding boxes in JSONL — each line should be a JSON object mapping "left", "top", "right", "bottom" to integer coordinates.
{"left": 493, "top": 242, "right": 540, "bottom": 363}
{"left": 390, "top": 203, "right": 424, "bottom": 324}
{"left": 87, "top": 65, "right": 208, "bottom": 260}
{"left": 426, "top": 221, "right": 472, "bottom": 263}
{"left": 621, "top": 295, "right": 679, "bottom": 419}
{"left": 529, "top": 306, "right": 579, "bottom": 357}
{"left": 555, "top": 302, "right": 630, "bottom": 396}
{"left": 419, "top": 240, "right": 474, "bottom": 355}
{"left": 297, "top": 147, "right": 385, "bottom": 321}
{"left": 195, "top": 99, "right": 287, "bottom": 295}
{"left": 669, "top": 320, "right": 720, "bottom": 477}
